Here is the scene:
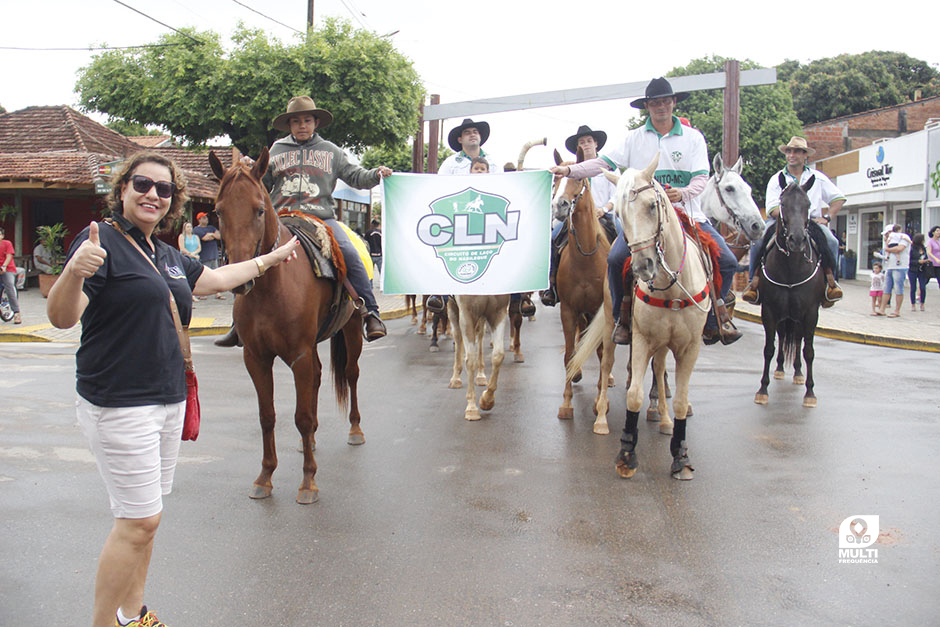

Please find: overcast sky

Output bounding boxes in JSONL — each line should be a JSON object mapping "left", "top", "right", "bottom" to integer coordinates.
{"left": 3, "top": 0, "right": 938, "bottom": 171}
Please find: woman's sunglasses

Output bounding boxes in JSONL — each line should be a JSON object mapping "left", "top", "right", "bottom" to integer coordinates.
{"left": 130, "top": 174, "right": 176, "bottom": 199}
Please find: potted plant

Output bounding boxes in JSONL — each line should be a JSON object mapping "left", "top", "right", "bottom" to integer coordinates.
{"left": 841, "top": 247, "right": 857, "bottom": 281}
{"left": 35, "top": 223, "right": 68, "bottom": 297}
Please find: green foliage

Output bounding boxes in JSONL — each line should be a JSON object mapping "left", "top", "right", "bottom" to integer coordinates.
{"left": 360, "top": 142, "right": 454, "bottom": 172}
{"left": 782, "top": 51, "right": 940, "bottom": 124}
{"left": 664, "top": 56, "right": 803, "bottom": 208}
{"left": 35, "top": 223, "right": 69, "bottom": 273}
{"left": 76, "top": 19, "right": 425, "bottom": 155}
{"left": 0, "top": 204, "right": 17, "bottom": 221}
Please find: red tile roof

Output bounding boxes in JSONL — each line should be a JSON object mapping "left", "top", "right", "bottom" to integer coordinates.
{"left": 0, "top": 106, "right": 234, "bottom": 201}
{"left": 129, "top": 135, "right": 173, "bottom": 147}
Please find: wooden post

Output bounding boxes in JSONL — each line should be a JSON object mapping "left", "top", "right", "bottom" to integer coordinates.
{"left": 307, "top": 0, "right": 314, "bottom": 30}
{"left": 427, "top": 94, "right": 440, "bottom": 173}
{"left": 722, "top": 59, "right": 740, "bottom": 166}
{"left": 412, "top": 101, "right": 425, "bottom": 174}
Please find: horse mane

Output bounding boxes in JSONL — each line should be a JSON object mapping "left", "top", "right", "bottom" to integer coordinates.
{"left": 216, "top": 162, "right": 257, "bottom": 198}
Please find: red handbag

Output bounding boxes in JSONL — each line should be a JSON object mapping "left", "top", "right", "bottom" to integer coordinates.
{"left": 181, "top": 369, "right": 201, "bottom": 441}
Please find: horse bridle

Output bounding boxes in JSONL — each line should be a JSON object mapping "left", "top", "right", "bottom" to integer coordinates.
{"left": 238, "top": 206, "right": 283, "bottom": 294}
{"left": 565, "top": 179, "right": 601, "bottom": 256}
{"left": 624, "top": 182, "right": 695, "bottom": 298}
{"left": 712, "top": 170, "right": 749, "bottom": 234}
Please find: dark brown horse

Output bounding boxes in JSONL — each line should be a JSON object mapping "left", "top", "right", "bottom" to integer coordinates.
{"left": 209, "top": 147, "right": 364, "bottom": 504}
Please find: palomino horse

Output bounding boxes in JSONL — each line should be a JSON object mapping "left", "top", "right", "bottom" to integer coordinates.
{"left": 754, "top": 175, "right": 825, "bottom": 408}
{"left": 552, "top": 149, "right": 615, "bottom": 435}
{"left": 209, "top": 148, "right": 365, "bottom": 505}
{"left": 446, "top": 295, "right": 511, "bottom": 421}
{"left": 568, "top": 154, "right": 708, "bottom": 480}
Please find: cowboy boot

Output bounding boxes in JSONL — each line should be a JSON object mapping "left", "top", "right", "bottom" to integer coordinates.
{"left": 715, "top": 300, "right": 743, "bottom": 346}
{"left": 214, "top": 325, "right": 242, "bottom": 347}
{"left": 540, "top": 244, "right": 562, "bottom": 307}
{"left": 426, "top": 295, "right": 445, "bottom": 313}
{"left": 612, "top": 293, "right": 633, "bottom": 345}
{"left": 741, "top": 274, "right": 760, "bottom": 304}
{"left": 363, "top": 311, "right": 387, "bottom": 342}
{"left": 520, "top": 294, "right": 536, "bottom": 317}
{"left": 822, "top": 268, "right": 842, "bottom": 308}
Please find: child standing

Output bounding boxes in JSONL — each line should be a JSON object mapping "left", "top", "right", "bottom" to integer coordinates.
{"left": 870, "top": 262, "right": 885, "bottom": 315}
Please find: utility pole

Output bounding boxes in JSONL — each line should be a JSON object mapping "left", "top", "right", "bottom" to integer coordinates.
{"left": 307, "top": 0, "right": 314, "bottom": 30}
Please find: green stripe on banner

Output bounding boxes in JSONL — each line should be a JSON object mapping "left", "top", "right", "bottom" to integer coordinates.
{"left": 381, "top": 171, "right": 552, "bottom": 295}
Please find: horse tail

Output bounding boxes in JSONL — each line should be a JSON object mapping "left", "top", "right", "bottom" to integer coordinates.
{"left": 565, "top": 304, "right": 606, "bottom": 382}
{"left": 330, "top": 329, "right": 350, "bottom": 410}
{"left": 778, "top": 319, "right": 802, "bottom": 365}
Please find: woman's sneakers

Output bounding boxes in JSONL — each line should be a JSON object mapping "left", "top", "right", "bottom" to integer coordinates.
{"left": 116, "top": 605, "right": 166, "bottom": 626}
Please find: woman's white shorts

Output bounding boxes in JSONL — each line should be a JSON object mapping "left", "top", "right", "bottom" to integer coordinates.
{"left": 76, "top": 397, "right": 185, "bottom": 519}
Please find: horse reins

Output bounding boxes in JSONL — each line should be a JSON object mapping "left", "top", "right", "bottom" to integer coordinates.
{"left": 566, "top": 180, "right": 601, "bottom": 256}
{"left": 762, "top": 215, "right": 820, "bottom": 288}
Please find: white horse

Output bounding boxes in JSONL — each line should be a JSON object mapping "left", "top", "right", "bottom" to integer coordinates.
{"left": 447, "top": 295, "right": 511, "bottom": 421}
{"left": 568, "top": 154, "right": 708, "bottom": 480}
{"left": 700, "top": 154, "right": 765, "bottom": 243}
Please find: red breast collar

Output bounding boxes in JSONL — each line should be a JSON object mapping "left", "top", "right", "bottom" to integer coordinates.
{"left": 635, "top": 282, "right": 710, "bottom": 311}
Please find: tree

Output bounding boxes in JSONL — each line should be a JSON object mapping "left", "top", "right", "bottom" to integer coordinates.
{"left": 663, "top": 56, "right": 804, "bottom": 208}
{"left": 106, "top": 119, "right": 165, "bottom": 137}
{"left": 781, "top": 51, "right": 940, "bottom": 124}
{"left": 75, "top": 19, "right": 424, "bottom": 155}
{"left": 360, "top": 142, "right": 454, "bottom": 172}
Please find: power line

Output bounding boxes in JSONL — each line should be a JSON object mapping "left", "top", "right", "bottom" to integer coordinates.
{"left": 110, "top": 0, "right": 204, "bottom": 45}
{"left": 337, "top": 0, "right": 369, "bottom": 30}
{"left": 231, "top": 0, "right": 303, "bottom": 35}
{"left": 0, "top": 44, "right": 190, "bottom": 51}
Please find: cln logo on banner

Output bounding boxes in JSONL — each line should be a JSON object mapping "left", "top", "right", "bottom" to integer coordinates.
{"left": 838, "top": 515, "right": 879, "bottom": 563}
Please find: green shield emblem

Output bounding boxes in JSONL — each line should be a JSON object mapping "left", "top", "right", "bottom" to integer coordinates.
{"left": 421, "top": 187, "right": 518, "bottom": 283}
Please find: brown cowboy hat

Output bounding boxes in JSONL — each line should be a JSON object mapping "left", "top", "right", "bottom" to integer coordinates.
{"left": 565, "top": 125, "right": 607, "bottom": 154}
{"left": 272, "top": 96, "right": 334, "bottom": 132}
{"left": 630, "top": 77, "right": 690, "bottom": 109}
{"left": 447, "top": 118, "right": 490, "bottom": 152}
{"left": 778, "top": 136, "right": 816, "bottom": 156}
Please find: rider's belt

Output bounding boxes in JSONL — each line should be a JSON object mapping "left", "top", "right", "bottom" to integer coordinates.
{"left": 635, "top": 283, "right": 710, "bottom": 311}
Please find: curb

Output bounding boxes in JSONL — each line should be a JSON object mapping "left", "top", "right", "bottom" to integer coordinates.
{"left": 733, "top": 309, "right": 940, "bottom": 353}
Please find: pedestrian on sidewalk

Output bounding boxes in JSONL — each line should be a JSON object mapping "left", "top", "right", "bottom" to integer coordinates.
{"left": 0, "top": 226, "right": 22, "bottom": 324}
{"left": 869, "top": 262, "right": 885, "bottom": 315}
{"left": 926, "top": 226, "right": 940, "bottom": 291}
{"left": 878, "top": 224, "right": 911, "bottom": 318}
{"left": 46, "top": 151, "right": 299, "bottom": 627}
{"left": 908, "top": 233, "right": 930, "bottom": 312}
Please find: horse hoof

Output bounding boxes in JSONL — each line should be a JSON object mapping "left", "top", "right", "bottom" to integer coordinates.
{"left": 429, "top": 345, "right": 440, "bottom": 353}
{"left": 646, "top": 408, "right": 659, "bottom": 421}
{"left": 475, "top": 375, "right": 488, "bottom": 387}
{"left": 296, "top": 489, "right": 319, "bottom": 505}
{"left": 410, "top": 317, "right": 417, "bottom": 326}
{"left": 773, "top": 370, "right": 785, "bottom": 380}
{"left": 557, "top": 407, "right": 574, "bottom": 420}
{"left": 249, "top": 484, "right": 272, "bottom": 499}
{"left": 448, "top": 379, "right": 462, "bottom": 389}
{"left": 593, "top": 421, "right": 609, "bottom": 435}
{"left": 572, "top": 370, "right": 582, "bottom": 383}
{"left": 417, "top": 326, "right": 427, "bottom": 335}
{"left": 479, "top": 396, "right": 495, "bottom": 411}
{"left": 803, "top": 396, "right": 817, "bottom": 408}
{"left": 607, "top": 375, "right": 616, "bottom": 388}
{"left": 754, "top": 393, "right": 768, "bottom": 405}
{"left": 672, "top": 466, "right": 694, "bottom": 481}
{"left": 685, "top": 403, "right": 693, "bottom": 417}
{"left": 615, "top": 461, "right": 637, "bottom": 479}
{"left": 793, "top": 375, "right": 805, "bottom": 385}
{"left": 465, "top": 408, "right": 482, "bottom": 421}
{"left": 347, "top": 432, "right": 365, "bottom": 445}
{"left": 659, "top": 422, "right": 673, "bottom": 436}
{"left": 514, "top": 353, "right": 525, "bottom": 363}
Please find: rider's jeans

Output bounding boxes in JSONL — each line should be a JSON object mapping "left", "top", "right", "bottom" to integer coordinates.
{"left": 324, "top": 218, "right": 378, "bottom": 314}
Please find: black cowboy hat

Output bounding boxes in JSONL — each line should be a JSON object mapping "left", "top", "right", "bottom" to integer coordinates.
{"left": 630, "top": 77, "right": 690, "bottom": 109}
{"left": 565, "top": 125, "right": 607, "bottom": 155}
{"left": 447, "top": 118, "right": 490, "bottom": 152}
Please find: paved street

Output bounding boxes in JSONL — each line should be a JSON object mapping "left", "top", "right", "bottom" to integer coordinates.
{"left": 1, "top": 295, "right": 937, "bottom": 625}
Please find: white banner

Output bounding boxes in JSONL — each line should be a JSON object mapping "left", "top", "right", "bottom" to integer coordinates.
{"left": 381, "top": 171, "right": 551, "bottom": 295}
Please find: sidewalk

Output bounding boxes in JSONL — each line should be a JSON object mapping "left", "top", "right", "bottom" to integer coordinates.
{"left": 0, "top": 282, "right": 415, "bottom": 344}
{"left": 2, "top": 278, "right": 938, "bottom": 351}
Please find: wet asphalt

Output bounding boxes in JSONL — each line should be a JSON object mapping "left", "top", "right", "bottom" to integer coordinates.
{"left": 1, "top": 312, "right": 937, "bottom": 626}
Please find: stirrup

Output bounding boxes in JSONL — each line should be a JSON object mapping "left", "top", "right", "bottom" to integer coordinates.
{"left": 540, "top": 288, "right": 557, "bottom": 307}
{"left": 520, "top": 296, "right": 536, "bottom": 317}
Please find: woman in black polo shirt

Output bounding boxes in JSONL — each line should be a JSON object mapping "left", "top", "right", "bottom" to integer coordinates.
{"left": 47, "top": 151, "right": 297, "bottom": 627}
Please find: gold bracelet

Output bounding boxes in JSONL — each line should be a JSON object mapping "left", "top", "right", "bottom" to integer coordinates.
{"left": 253, "top": 257, "right": 265, "bottom": 277}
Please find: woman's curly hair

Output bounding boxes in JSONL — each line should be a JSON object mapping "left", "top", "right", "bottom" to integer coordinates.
{"left": 107, "top": 151, "right": 189, "bottom": 234}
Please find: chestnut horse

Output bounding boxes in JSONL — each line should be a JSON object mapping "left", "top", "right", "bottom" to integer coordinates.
{"left": 552, "top": 149, "right": 615, "bottom": 435}
{"left": 209, "top": 147, "right": 364, "bottom": 505}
